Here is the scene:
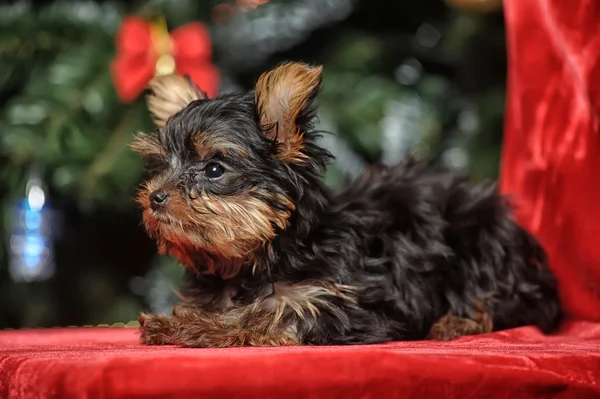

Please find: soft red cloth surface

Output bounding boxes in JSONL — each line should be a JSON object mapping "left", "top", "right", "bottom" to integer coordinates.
{"left": 1, "top": 322, "right": 599, "bottom": 399}
{"left": 500, "top": 0, "right": 600, "bottom": 321}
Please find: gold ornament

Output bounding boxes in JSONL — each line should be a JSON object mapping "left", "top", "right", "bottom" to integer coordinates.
{"left": 155, "top": 54, "right": 176, "bottom": 76}
{"left": 149, "top": 16, "right": 175, "bottom": 77}
{"left": 444, "top": 0, "right": 502, "bottom": 13}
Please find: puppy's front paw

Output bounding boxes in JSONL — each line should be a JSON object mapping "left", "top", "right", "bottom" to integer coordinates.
{"left": 138, "top": 312, "right": 177, "bottom": 345}
{"left": 428, "top": 312, "right": 493, "bottom": 341}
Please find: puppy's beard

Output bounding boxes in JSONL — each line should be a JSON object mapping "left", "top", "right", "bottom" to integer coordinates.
{"left": 137, "top": 182, "right": 295, "bottom": 274}
{"left": 142, "top": 210, "right": 202, "bottom": 249}
{"left": 142, "top": 207, "right": 260, "bottom": 265}
{"left": 143, "top": 212, "right": 257, "bottom": 279}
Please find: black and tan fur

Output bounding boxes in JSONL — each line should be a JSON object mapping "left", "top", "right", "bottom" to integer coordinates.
{"left": 132, "top": 62, "right": 562, "bottom": 347}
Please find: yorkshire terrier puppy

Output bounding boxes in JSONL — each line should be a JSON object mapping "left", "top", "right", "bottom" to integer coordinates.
{"left": 131, "top": 62, "right": 562, "bottom": 347}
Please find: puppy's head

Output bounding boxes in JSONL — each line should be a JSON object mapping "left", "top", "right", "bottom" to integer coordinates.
{"left": 131, "top": 62, "right": 324, "bottom": 271}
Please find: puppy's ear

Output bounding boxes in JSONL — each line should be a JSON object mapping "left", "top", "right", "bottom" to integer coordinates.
{"left": 130, "top": 132, "right": 163, "bottom": 158}
{"left": 146, "top": 74, "right": 207, "bottom": 128}
{"left": 255, "top": 62, "right": 323, "bottom": 162}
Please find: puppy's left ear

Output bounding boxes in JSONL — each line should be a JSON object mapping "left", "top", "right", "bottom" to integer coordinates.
{"left": 146, "top": 74, "right": 207, "bottom": 128}
{"left": 255, "top": 62, "right": 323, "bottom": 162}
{"left": 130, "top": 132, "right": 162, "bottom": 159}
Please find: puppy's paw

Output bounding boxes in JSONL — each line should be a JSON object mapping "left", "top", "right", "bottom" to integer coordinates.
{"left": 428, "top": 312, "right": 493, "bottom": 341}
{"left": 138, "top": 312, "right": 177, "bottom": 345}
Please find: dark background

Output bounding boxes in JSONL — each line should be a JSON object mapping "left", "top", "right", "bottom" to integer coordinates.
{"left": 0, "top": 0, "right": 506, "bottom": 328}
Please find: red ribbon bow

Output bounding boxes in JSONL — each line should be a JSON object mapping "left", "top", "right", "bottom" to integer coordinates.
{"left": 111, "top": 16, "right": 220, "bottom": 103}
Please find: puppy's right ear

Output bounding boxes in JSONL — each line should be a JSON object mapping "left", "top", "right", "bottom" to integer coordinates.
{"left": 146, "top": 74, "right": 207, "bottom": 128}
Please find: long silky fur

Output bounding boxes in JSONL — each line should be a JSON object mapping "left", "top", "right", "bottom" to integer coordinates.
{"left": 134, "top": 63, "right": 562, "bottom": 346}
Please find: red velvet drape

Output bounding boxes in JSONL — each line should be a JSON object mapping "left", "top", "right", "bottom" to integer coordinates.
{"left": 500, "top": 0, "right": 600, "bottom": 321}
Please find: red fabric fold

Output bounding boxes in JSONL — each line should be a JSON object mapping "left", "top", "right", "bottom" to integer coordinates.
{"left": 499, "top": 0, "right": 600, "bottom": 321}
{"left": 1, "top": 323, "right": 600, "bottom": 398}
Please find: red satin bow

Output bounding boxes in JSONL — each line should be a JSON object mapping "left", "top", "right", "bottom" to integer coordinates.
{"left": 111, "top": 16, "right": 220, "bottom": 103}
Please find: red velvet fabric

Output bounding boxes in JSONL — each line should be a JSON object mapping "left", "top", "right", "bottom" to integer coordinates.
{"left": 1, "top": 323, "right": 599, "bottom": 398}
{"left": 500, "top": 0, "right": 600, "bottom": 321}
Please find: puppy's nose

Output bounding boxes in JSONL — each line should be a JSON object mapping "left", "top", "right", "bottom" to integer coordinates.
{"left": 149, "top": 190, "right": 169, "bottom": 211}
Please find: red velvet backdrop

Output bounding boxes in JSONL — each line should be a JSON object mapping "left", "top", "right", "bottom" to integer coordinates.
{"left": 500, "top": 0, "right": 600, "bottom": 321}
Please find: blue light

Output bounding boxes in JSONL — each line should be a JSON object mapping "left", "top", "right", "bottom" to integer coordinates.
{"left": 8, "top": 182, "right": 56, "bottom": 282}
{"left": 20, "top": 199, "right": 31, "bottom": 211}
{"left": 23, "top": 234, "right": 44, "bottom": 269}
{"left": 8, "top": 227, "right": 55, "bottom": 280}
{"left": 24, "top": 210, "right": 42, "bottom": 230}
{"left": 24, "top": 253, "right": 41, "bottom": 269}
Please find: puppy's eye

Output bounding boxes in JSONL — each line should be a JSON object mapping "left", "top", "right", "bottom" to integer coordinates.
{"left": 204, "top": 162, "right": 224, "bottom": 179}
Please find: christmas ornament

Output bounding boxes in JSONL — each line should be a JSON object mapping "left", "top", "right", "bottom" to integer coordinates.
{"left": 7, "top": 169, "right": 56, "bottom": 282}
{"left": 111, "top": 16, "right": 219, "bottom": 102}
{"left": 444, "top": 0, "right": 502, "bottom": 13}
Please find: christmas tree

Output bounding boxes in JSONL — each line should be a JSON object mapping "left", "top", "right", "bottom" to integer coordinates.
{"left": 0, "top": 0, "right": 507, "bottom": 328}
